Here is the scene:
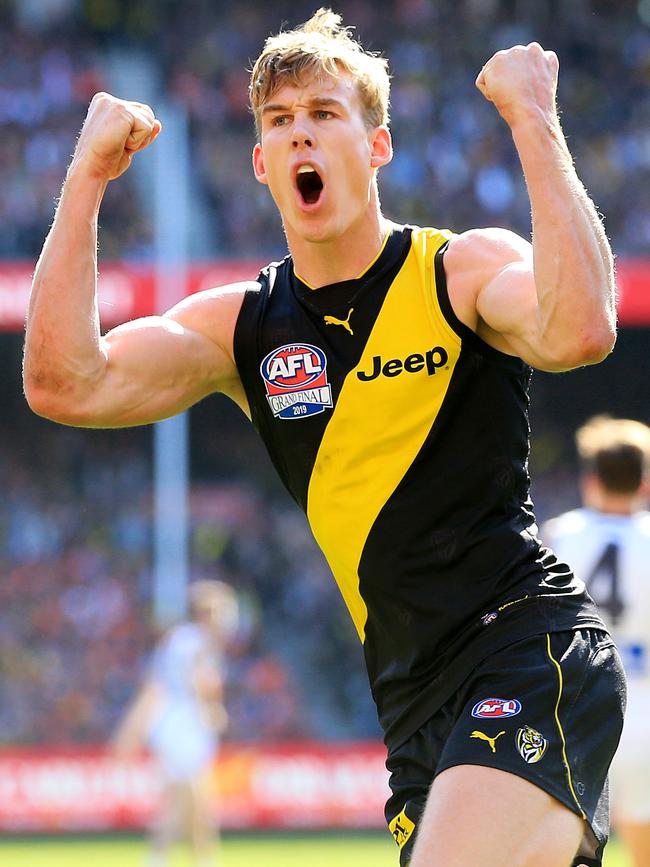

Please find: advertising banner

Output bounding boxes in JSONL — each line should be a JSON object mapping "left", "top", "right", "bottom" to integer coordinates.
{"left": 0, "top": 742, "right": 390, "bottom": 833}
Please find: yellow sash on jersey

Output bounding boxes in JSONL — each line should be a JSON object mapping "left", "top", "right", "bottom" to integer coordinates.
{"left": 307, "top": 228, "right": 460, "bottom": 640}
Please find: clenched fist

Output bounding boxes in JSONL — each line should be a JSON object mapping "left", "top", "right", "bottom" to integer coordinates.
{"left": 476, "top": 43, "right": 559, "bottom": 129}
{"left": 70, "top": 92, "right": 162, "bottom": 181}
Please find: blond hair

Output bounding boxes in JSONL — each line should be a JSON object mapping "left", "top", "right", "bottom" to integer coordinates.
{"left": 576, "top": 415, "right": 650, "bottom": 494}
{"left": 249, "top": 8, "right": 390, "bottom": 137}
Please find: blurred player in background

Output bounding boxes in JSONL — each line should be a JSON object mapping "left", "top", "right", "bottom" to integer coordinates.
{"left": 544, "top": 417, "right": 650, "bottom": 867}
{"left": 24, "top": 7, "right": 624, "bottom": 867}
{"left": 113, "top": 580, "right": 238, "bottom": 867}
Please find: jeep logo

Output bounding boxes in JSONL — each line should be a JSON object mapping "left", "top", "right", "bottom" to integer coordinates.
{"left": 356, "top": 347, "right": 448, "bottom": 381}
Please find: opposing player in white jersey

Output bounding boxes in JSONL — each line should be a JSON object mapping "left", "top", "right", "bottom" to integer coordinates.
{"left": 544, "top": 416, "right": 650, "bottom": 867}
{"left": 113, "top": 580, "right": 239, "bottom": 867}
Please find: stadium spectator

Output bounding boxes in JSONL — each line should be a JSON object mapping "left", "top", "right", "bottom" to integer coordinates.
{"left": 544, "top": 417, "right": 650, "bottom": 867}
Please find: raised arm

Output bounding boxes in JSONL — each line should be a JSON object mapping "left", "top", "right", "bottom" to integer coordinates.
{"left": 446, "top": 44, "right": 616, "bottom": 372}
{"left": 23, "top": 93, "right": 246, "bottom": 428}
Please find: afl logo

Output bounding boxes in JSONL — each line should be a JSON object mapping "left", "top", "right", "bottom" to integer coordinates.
{"left": 471, "top": 698, "right": 522, "bottom": 719}
{"left": 260, "top": 343, "right": 333, "bottom": 420}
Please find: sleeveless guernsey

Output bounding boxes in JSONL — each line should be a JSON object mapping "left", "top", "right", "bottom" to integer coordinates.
{"left": 233, "top": 223, "right": 604, "bottom": 749}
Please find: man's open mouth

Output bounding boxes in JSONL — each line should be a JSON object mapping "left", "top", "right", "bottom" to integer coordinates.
{"left": 296, "top": 165, "right": 324, "bottom": 205}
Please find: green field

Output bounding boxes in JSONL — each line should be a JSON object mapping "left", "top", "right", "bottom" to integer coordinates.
{"left": 0, "top": 833, "right": 633, "bottom": 867}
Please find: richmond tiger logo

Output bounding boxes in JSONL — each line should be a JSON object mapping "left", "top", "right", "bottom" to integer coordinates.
{"left": 516, "top": 725, "right": 548, "bottom": 764}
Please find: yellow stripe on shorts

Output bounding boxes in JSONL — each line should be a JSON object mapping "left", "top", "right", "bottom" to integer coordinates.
{"left": 546, "top": 632, "right": 587, "bottom": 818}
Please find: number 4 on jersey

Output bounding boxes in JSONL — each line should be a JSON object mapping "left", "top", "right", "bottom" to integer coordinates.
{"left": 586, "top": 542, "right": 625, "bottom": 625}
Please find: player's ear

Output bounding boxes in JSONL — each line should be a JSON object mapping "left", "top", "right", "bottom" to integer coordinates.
{"left": 370, "top": 125, "right": 393, "bottom": 169}
{"left": 252, "top": 143, "right": 268, "bottom": 185}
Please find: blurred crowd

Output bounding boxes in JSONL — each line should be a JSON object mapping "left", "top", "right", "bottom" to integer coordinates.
{"left": 1, "top": 0, "right": 649, "bottom": 747}
{"left": 0, "top": 395, "right": 380, "bottom": 745}
{"left": 1, "top": 0, "right": 649, "bottom": 261}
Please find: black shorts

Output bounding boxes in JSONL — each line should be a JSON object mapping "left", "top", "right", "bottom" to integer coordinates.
{"left": 385, "top": 629, "right": 626, "bottom": 867}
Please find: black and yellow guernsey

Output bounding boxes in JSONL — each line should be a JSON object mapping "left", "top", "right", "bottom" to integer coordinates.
{"left": 233, "top": 223, "right": 604, "bottom": 751}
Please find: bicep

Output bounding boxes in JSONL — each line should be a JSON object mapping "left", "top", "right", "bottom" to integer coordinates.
{"left": 37, "top": 283, "right": 249, "bottom": 428}
{"left": 475, "top": 260, "right": 542, "bottom": 358}
{"left": 477, "top": 262, "right": 576, "bottom": 371}
{"left": 80, "top": 313, "right": 236, "bottom": 427}
{"left": 450, "top": 228, "right": 564, "bottom": 370}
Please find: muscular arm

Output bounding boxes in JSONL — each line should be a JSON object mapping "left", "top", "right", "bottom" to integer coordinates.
{"left": 447, "top": 45, "right": 616, "bottom": 372}
{"left": 23, "top": 93, "right": 247, "bottom": 428}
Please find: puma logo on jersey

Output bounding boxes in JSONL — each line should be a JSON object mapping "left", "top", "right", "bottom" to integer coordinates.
{"left": 324, "top": 308, "right": 354, "bottom": 335}
{"left": 470, "top": 730, "right": 506, "bottom": 753}
{"left": 357, "top": 346, "right": 449, "bottom": 381}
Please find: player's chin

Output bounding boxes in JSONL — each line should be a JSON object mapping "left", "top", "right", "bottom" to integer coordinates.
{"left": 286, "top": 210, "right": 337, "bottom": 244}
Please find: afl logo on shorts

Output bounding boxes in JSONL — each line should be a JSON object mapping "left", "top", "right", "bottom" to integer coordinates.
{"left": 260, "top": 343, "right": 333, "bottom": 420}
{"left": 471, "top": 698, "right": 522, "bottom": 719}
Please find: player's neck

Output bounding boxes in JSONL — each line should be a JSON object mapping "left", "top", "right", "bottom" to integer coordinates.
{"left": 586, "top": 493, "right": 640, "bottom": 516}
{"left": 288, "top": 209, "right": 391, "bottom": 289}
